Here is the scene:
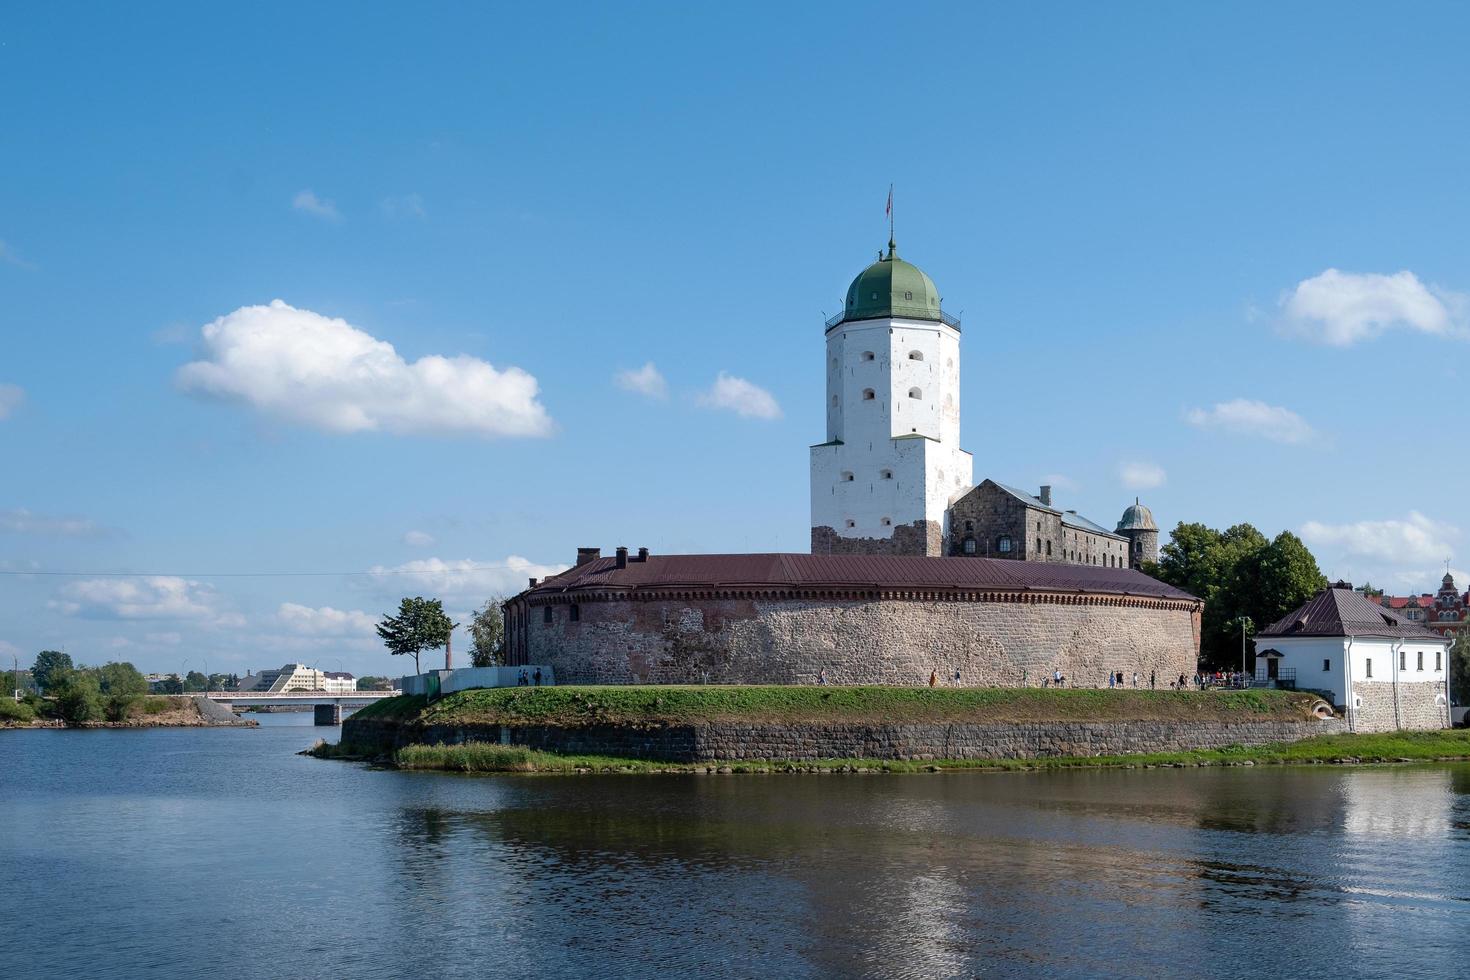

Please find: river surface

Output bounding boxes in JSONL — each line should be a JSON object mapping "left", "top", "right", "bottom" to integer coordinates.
{"left": 2, "top": 717, "right": 1468, "bottom": 980}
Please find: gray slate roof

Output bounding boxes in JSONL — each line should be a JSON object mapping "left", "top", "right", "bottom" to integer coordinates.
{"left": 991, "top": 482, "right": 1125, "bottom": 539}
{"left": 1258, "top": 587, "right": 1446, "bottom": 640}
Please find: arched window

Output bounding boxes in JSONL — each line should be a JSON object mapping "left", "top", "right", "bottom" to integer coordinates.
{"left": 998, "top": 535, "right": 1012, "bottom": 553}
{"left": 862, "top": 389, "right": 875, "bottom": 400}
{"left": 962, "top": 536, "right": 977, "bottom": 554}
{"left": 880, "top": 517, "right": 892, "bottom": 527}
{"left": 845, "top": 519, "right": 856, "bottom": 529}
{"left": 861, "top": 351, "right": 875, "bottom": 362}
{"left": 831, "top": 395, "right": 838, "bottom": 408}
{"left": 904, "top": 290, "right": 913, "bottom": 301}
{"left": 908, "top": 387, "right": 921, "bottom": 400}
{"left": 880, "top": 469, "right": 893, "bottom": 480}
{"left": 840, "top": 471, "right": 854, "bottom": 482}
{"left": 908, "top": 350, "right": 923, "bottom": 361}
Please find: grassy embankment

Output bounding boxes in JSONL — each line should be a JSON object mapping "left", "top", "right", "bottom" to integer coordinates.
{"left": 347, "top": 684, "right": 1322, "bottom": 728}
{"left": 309, "top": 685, "right": 1470, "bottom": 773}
{"left": 0, "top": 694, "right": 216, "bottom": 728}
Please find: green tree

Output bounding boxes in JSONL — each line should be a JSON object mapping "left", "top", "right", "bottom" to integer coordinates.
{"left": 357, "top": 676, "right": 393, "bottom": 691}
{"left": 152, "top": 674, "right": 184, "bottom": 695}
{"left": 183, "top": 670, "right": 209, "bottom": 692}
{"left": 467, "top": 598, "right": 506, "bottom": 668}
{"left": 1451, "top": 628, "right": 1470, "bottom": 707}
{"left": 376, "top": 597, "right": 456, "bottom": 675}
{"left": 97, "top": 661, "right": 148, "bottom": 721}
{"left": 52, "top": 670, "right": 102, "bottom": 725}
{"left": 31, "top": 650, "right": 74, "bottom": 694}
{"left": 1152, "top": 522, "right": 1325, "bottom": 669}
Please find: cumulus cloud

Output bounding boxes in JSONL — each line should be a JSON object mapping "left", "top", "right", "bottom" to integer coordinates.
{"left": 1184, "top": 398, "right": 1317, "bottom": 444}
{"left": 402, "top": 530, "right": 436, "bottom": 547}
{"left": 292, "top": 189, "right": 341, "bottom": 220}
{"left": 1281, "top": 269, "right": 1465, "bottom": 346}
{"left": 1118, "top": 461, "right": 1166, "bottom": 490}
{"left": 697, "top": 371, "right": 782, "bottom": 420}
{"left": 380, "top": 193, "right": 426, "bottom": 219}
{"left": 368, "top": 555, "right": 568, "bottom": 599}
{"left": 615, "top": 362, "right": 668, "bottom": 400}
{"left": 276, "top": 603, "right": 377, "bottom": 636}
{"left": 176, "top": 300, "right": 553, "bottom": 437}
{"left": 49, "top": 577, "right": 241, "bottom": 625}
{"left": 0, "top": 508, "right": 103, "bottom": 536}
{"left": 0, "top": 383, "right": 24, "bottom": 420}
{"left": 1300, "top": 511, "right": 1458, "bottom": 566}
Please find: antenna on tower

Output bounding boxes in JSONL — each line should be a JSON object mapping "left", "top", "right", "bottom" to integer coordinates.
{"left": 885, "top": 184, "right": 895, "bottom": 255}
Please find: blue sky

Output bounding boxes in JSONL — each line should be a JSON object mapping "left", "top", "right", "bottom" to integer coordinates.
{"left": 4, "top": 2, "right": 1470, "bottom": 676}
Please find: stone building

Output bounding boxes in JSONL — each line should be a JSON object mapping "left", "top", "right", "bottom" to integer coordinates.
{"left": 1255, "top": 585, "right": 1450, "bottom": 731}
{"left": 504, "top": 548, "right": 1202, "bottom": 687}
{"left": 810, "top": 239, "right": 1162, "bottom": 562}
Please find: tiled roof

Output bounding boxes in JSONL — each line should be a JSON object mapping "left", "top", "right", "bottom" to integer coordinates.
{"left": 1258, "top": 588, "right": 1445, "bottom": 639}
{"left": 524, "top": 552, "right": 1196, "bottom": 601}
{"left": 1383, "top": 594, "right": 1433, "bottom": 610}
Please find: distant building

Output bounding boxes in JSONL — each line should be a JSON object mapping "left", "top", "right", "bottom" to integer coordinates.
{"left": 947, "top": 481, "right": 1133, "bottom": 569}
{"left": 239, "top": 664, "right": 356, "bottom": 694}
{"left": 1255, "top": 585, "right": 1450, "bottom": 731}
{"left": 1374, "top": 573, "right": 1468, "bottom": 636}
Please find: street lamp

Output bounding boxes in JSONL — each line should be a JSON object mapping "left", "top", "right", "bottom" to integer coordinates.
{"left": 181, "top": 659, "right": 192, "bottom": 696}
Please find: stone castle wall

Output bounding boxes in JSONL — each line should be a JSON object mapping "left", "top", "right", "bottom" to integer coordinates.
{"left": 522, "top": 594, "right": 1200, "bottom": 688}
{"left": 811, "top": 520, "right": 941, "bottom": 557}
{"left": 343, "top": 715, "right": 1344, "bottom": 763}
{"left": 1352, "top": 680, "right": 1450, "bottom": 732}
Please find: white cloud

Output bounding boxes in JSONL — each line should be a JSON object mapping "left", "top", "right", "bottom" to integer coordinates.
{"left": 0, "top": 240, "right": 35, "bottom": 270}
{"left": 368, "top": 555, "right": 568, "bottom": 599}
{"left": 1300, "top": 511, "right": 1458, "bottom": 566}
{"left": 1118, "top": 461, "right": 1166, "bottom": 490}
{"left": 292, "top": 189, "right": 341, "bottom": 220}
{"left": 1184, "top": 398, "right": 1317, "bottom": 444}
{"left": 276, "top": 603, "right": 377, "bottom": 637}
{"left": 615, "top": 362, "right": 668, "bottom": 400}
{"left": 697, "top": 371, "right": 782, "bottom": 420}
{"left": 1281, "top": 269, "right": 1465, "bottom": 346}
{"left": 402, "top": 530, "right": 436, "bottom": 547}
{"left": 49, "top": 577, "right": 241, "bottom": 625}
{"left": 0, "top": 508, "right": 102, "bottom": 536}
{"left": 0, "top": 383, "right": 24, "bottom": 420}
{"left": 176, "top": 299, "right": 553, "bottom": 438}
{"left": 380, "top": 193, "right": 426, "bottom": 219}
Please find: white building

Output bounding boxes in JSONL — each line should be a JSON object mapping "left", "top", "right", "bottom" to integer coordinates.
{"left": 239, "top": 664, "right": 357, "bottom": 694}
{"left": 1255, "top": 586, "right": 1450, "bottom": 732}
{"left": 811, "top": 237, "right": 972, "bottom": 556}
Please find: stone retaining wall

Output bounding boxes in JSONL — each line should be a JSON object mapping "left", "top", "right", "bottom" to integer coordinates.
{"left": 343, "top": 714, "right": 1344, "bottom": 763}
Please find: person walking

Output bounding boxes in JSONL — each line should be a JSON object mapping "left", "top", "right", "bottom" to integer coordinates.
{"left": 1132, "top": 671, "right": 1139, "bottom": 689}
{"left": 928, "top": 669, "right": 938, "bottom": 688}
{"left": 1053, "top": 668, "right": 1064, "bottom": 688}
{"left": 1149, "top": 670, "right": 1156, "bottom": 690}
{"left": 817, "top": 668, "right": 828, "bottom": 686}
{"left": 953, "top": 669, "right": 961, "bottom": 687}
{"left": 1108, "top": 672, "right": 1115, "bottom": 689}
{"left": 533, "top": 668, "right": 543, "bottom": 687}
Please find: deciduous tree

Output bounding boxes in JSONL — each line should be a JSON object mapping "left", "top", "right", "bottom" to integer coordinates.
{"left": 468, "top": 598, "right": 506, "bottom": 668}
{"left": 31, "top": 650, "right": 74, "bottom": 694}
{"left": 376, "top": 597, "right": 455, "bottom": 675}
{"left": 97, "top": 662, "right": 148, "bottom": 721}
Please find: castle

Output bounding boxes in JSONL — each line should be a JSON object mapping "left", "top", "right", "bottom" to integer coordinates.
{"left": 503, "top": 236, "right": 1198, "bottom": 685}
{"left": 810, "top": 238, "right": 1159, "bottom": 568}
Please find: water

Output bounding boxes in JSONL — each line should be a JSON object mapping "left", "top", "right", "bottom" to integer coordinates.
{"left": 3, "top": 721, "right": 1468, "bottom": 980}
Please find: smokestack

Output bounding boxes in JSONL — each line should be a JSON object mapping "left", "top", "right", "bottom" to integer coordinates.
{"left": 576, "top": 547, "right": 601, "bottom": 566}
{"left": 637, "top": 547, "right": 650, "bottom": 562}
{"left": 615, "top": 546, "right": 628, "bottom": 569}
{"left": 1039, "top": 485, "right": 1052, "bottom": 507}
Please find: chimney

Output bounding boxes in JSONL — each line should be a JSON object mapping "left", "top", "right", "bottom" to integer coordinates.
{"left": 637, "top": 547, "right": 650, "bottom": 562}
{"left": 1039, "top": 485, "right": 1052, "bottom": 507}
{"left": 528, "top": 577, "right": 538, "bottom": 588}
{"left": 576, "top": 547, "right": 601, "bottom": 566}
{"left": 615, "top": 546, "right": 628, "bottom": 569}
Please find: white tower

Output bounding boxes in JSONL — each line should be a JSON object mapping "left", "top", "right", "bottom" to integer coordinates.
{"left": 810, "top": 237, "right": 973, "bottom": 556}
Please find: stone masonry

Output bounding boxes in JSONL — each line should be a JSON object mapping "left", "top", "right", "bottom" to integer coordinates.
{"left": 523, "top": 595, "right": 1199, "bottom": 689}
{"left": 1351, "top": 679, "right": 1450, "bottom": 732}
{"left": 812, "top": 519, "right": 941, "bottom": 557}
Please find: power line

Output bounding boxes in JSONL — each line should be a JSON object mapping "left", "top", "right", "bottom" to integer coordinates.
{"left": 0, "top": 561, "right": 557, "bottom": 579}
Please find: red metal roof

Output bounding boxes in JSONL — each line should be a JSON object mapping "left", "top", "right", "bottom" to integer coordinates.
{"left": 523, "top": 552, "right": 1196, "bottom": 601}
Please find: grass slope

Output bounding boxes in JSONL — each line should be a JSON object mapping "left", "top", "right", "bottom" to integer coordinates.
{"left": 350, "top": 685, "right": 1323, "bottom": 728}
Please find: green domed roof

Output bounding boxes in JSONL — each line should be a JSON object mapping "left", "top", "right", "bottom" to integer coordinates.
{"left": 837, "top": 240, "right": 943, "bottom": 325}
{"left": 1116, "top": 499, "right": 1157, "bottom": 532}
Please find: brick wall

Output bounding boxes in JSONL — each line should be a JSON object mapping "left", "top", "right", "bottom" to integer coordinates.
{"left": 520, "top": 594, "right": 1198, "bottom": 688}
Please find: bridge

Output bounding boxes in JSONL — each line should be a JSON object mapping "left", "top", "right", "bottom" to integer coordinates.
{"left": 202, "top": 689, "right": 399, "bottom": 724}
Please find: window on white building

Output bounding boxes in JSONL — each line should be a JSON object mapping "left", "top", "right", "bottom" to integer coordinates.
{"left": 881, "top": 517, "right": 892, "bottom": 527}
{"left": 908, "top": 387, "right": 922, "bottom": 399}
{"left": 880, "top": 469, "right": 893, "bottom": 480}
{"left": 845, "top": 519, "right": 855, "bottom": 529}
{"left": 862, "top": 389, "right": 875, "bottom": 400}
{"left": 908, "top": 350, "right": 923, "bottom": 361}
{"left": 841, "top": 471, "right": 854, "bottom": 482}
{"left": 1322, "top": 659, "right": 1331, "bottom": 671}
{"left": 1366, "top": 658, "right": 1373, "bottom": 677}
{"left": 861, "top": 351, "right": 875, "bottom": 361}
{"left": 1401, "top": 650, "right": 1407, "bottom": 670}
{"left": 1437, "top": 651, "right": 1443, "bottom": 670}
{"left": 1417, "top": 651, "right": 1424, "bottom": 671}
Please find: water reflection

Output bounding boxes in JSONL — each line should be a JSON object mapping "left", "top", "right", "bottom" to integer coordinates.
{"left": 3, "top": 732, "right": 1469, "bottom": 980}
